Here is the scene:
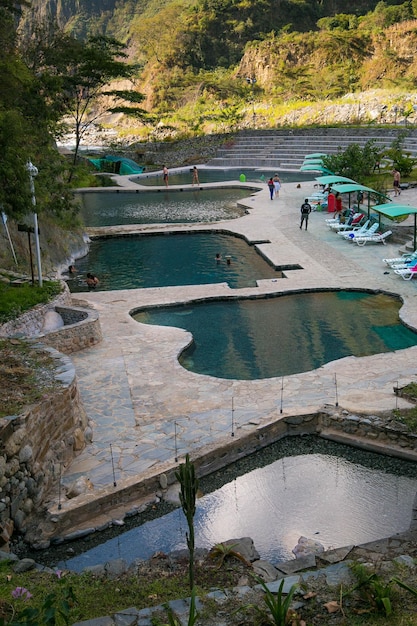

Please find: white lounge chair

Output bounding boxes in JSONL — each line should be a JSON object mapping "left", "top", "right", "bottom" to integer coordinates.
{"left": 354, "top": 230, "right": 392, "bottom": 246}
{"left": 338, "top": 220, "right": 371, "bottom": 238}
{"left": 383, "top": 251, "right": 417, "bottom": 267}
{"left": 390, "top": 258, "right": 417, "bottom": 270}
{"left": 338, "top": 221, "right": 371, "bottom": 238}
{"left": 394, "top": 266, "right": 417, "bottom": 280}
{"left": 325, "top": 212, "right": 357, "bottom": 224}
{"left": 329, "top": 214, "right": 365, "bottom": 231}
{"left": 325, "top": 212, "right": 362, "bottom": 225}
{"left": 342, "top": 222, "right": 379, "bottom": 241}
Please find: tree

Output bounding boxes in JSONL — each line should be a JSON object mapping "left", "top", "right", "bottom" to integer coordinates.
{"left": 385, "top": 132, "right": 416, "bottom": 176}
{"left": 321, "top": 140, "right": 381, "bottom": 181}
{"left": 25, "top": 32, "right": 147, "bottom": 179}
{"left": 0, "top": 0, "right": 47, "bottom": 218}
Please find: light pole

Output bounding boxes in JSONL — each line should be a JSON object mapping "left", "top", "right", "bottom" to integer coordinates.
{"left": 26, "top": 161, "right": 42, "bottom": 287}
{"left": 246, "top": 76, "right": 256, "bottom": 125}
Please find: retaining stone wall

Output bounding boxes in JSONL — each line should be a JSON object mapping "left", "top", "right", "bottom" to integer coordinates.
{"left": 0, "top": 286, "right": 102, "bottom": 354}
{"left": 0, "top": 288, "right": 71, "bottom": 338}
{"left": 37, "top": 305, "right": 102, "bottom": 354}
{"left": 318, "top": 409, "right": 417, "bottom": 460}
{"left": 0, "top": 346, "right": 90, "bottom": 547}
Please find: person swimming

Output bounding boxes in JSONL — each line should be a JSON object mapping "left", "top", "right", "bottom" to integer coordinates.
{"left": 86, "top": 272, "right": 99, "bottom": 289}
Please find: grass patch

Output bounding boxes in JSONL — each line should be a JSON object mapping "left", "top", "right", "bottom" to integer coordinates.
{"left": 0, "top": 557, "right": 243, "bottom": 624}
{"left": 0, "top": 339, "right": 60, "bottom": 418}
{"left": 0, "top": 278, "right": 63, "bottom": 417}
{"left": 0, "top": 279, "right": 62, "bottom": 324}
{"left": 393, "top": 406, "right": 417, "bottom": 432}
{"left": 2, "top": 554, "right": 417, "bottom": 625}
{"left": 398, "top": 382, "right": 417, "bottom": 399}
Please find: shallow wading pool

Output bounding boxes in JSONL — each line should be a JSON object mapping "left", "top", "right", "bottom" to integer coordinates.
{"left": 52, "top": 438, "right": 417, "bottom": 572}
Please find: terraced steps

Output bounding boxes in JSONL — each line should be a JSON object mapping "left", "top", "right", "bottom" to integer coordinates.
{"left": 208, "top": 129, "right": 417, "bottom": 169}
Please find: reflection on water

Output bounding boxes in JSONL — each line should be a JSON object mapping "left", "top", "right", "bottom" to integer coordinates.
{"left": 132, "top": 168, "right": 315, "bottom": 186}
{"left": 58, "top": 452, "right": 417, "bottom": 572}
{"left": 78, "top": 188, "right": 251, "bottom": 227}
{"left": 67, "top": 233, "right": 279, "bottom": 292}
{"left": 134, "top": 291, "right": 417, "bottom": 379}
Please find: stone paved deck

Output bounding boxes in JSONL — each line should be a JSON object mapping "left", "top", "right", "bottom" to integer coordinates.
{"left": 54, "top": 174, "right": 417, "bottom": 524}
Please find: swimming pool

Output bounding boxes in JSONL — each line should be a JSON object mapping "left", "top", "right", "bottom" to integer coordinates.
{"left": 132, "top": 168, "right": 315, "bottom": 186}
{"left": 67, "top": 232, "right": 279, "bottom": 292}
{"left": 78, "top": 187, "right": 252, "bottom": 227}
{"left": 133, "top": 291, "right": 417, "bottom": 379}
{"left": 55, "top": 437, "right": 417, "bottom": 572}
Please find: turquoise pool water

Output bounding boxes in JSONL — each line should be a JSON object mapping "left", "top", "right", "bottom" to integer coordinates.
{"left": 67, "top": 232, "right": 279, "bottom": 292}
{"left": 78, "top": 187, "right": 252, "bottom": 227}
{"left": 133, "top": 291, "right": 417, "bottom": 379}
{"left": 132, "top": 168, "right": 315, "bottom": 186}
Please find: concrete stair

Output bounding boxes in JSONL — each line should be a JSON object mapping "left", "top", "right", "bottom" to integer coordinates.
{"left": 208, "top": 129, "right": 417, "bottom": 170}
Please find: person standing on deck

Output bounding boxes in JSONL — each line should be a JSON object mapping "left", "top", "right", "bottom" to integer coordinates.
{"left": 163, "top": 165, "right": 169, "bottom": 188}
{"left": 273, "top": 174, "right": 281, "bottom": 198}
{"left": 300, "top": 199, "right": 312, "bottom": 231}
{"left": 267, "top": 177, "right": 275, "bottom": 200}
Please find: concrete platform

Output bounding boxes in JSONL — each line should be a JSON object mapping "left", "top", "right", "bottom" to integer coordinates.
{"left": 54, "top": 175, "right": 417, "bottom": 526}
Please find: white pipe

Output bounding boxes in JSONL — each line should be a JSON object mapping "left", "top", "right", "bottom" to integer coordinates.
{"left": 1, "top": 211, "right": 18, "bottom": 265}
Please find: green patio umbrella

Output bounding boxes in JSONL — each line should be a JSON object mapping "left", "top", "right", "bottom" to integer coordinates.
{"left": 372, "top": 203, "right": 417, "bottom": 251}
{"left": 330, "top": 183, "right": 390, "bottom": 218}
{"left": 300, "top": 164, "right": 334, "bottom": 174}
{"left": 305, "top": 153, "right": 328, "bottom": 159}
{"left": 303, "top": 159, "right": 324, "bottom": 165}
{"left": 315, "top": 175, "right": 356, "bottom": 185}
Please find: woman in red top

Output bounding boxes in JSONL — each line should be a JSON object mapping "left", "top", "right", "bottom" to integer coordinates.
{"left": 335, "top": 192, "right": 343, "bottom": 218}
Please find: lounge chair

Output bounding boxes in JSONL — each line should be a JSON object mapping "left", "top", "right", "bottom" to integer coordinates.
{"left": 337, "top": 220, "right": 371, "bottom": 239}
{"left": 390, "top": 258, "right": 417, "bottom": 270}
{"left": 329, "top": 214, "right": 365, "bottom": 231}
{"left": 342, "top": 222, "right": 379, "bottom": 241}
{"left": 383, "top": 251, "right": 417, "bottom": 267}
{"left": 326, "top": 212, "right": 362, "bottom": 227}
{"left": 354, "top": 230, "right": 392, "bottom": 246}
{"left": 394, "top": 265, "right": 417, "bottom": 280}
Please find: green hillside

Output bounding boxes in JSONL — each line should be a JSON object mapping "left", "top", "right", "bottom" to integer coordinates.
{"left": 17, "top": 0, "right": 417, "bottom": 135}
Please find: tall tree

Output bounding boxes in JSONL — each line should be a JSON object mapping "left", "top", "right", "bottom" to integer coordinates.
{"left": 24, "top": 31, "right": 146, "bottom": 178}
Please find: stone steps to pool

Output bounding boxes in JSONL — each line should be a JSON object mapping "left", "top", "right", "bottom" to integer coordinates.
{"left": 208, "top": 128, "right": 417, "bottom": 169}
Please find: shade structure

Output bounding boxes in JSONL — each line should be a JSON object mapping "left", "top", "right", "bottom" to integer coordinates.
{"left": 315, "top": 175, "right": 356, "bottom": 185}
{"left": 372, "top": 202, "right": 417, "bottom": 251}
{"left": 331, "top": 183, "right": 390, "bottom": 217}
{"left": 303, "top": 159, "right": 324, "bottom": 165}
{"left": 331, "top": 183, "right": 379, "bottom": 195}
{"left": 305, "top": 153, "right": 328, "bottom": 158}
{"left": 300, "top": 164, "right": 333, "bottom": 174}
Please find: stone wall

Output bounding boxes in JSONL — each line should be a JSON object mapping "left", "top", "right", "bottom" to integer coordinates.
{"left": 36, "top": 305, "right": 102, "bottom": 354}
{"left": 0, "top": 346, "right": 90, "bottom": 548}
{"left": 0, "top": 286, "right": 102, "bottom": 354}
{"left": 318, "top": 409, "right": 417, "bottom": 460}
{"left": 0, "top": 287, "right": 71, "bottom": 338}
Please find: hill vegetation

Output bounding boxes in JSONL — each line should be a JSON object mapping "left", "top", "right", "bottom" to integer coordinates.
{"left": 15, "top": 0, "right": 417, "bottom": 141}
